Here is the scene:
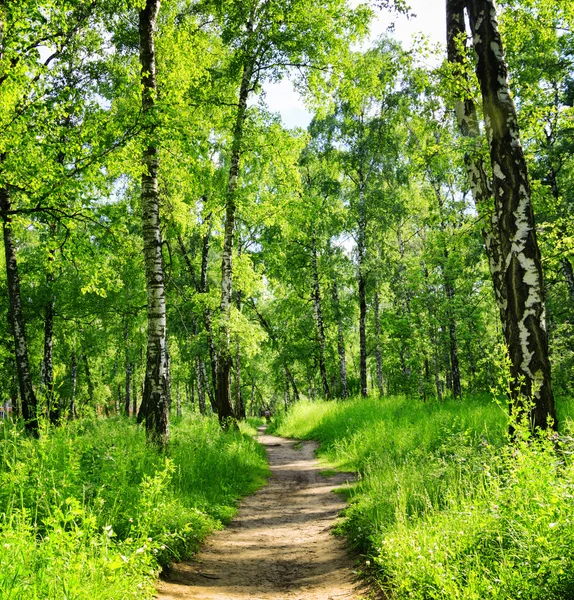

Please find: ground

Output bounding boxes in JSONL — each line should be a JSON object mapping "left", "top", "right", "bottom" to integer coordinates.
{"left": 157, "top": 427, "right": 370, "bottom": 600}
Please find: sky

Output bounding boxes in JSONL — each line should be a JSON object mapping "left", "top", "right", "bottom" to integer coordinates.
{"left": 259, "top": 0, "right": 447, "bottom": 129}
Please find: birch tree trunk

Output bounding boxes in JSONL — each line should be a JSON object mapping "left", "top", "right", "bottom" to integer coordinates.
{"left": 357, "top": 184, "right": 368, "bottom": 397}
{"left": 331, "top": 282, "right": 348, "bottom": 398}
{"left": 311, "top": 236, "right": 330, "bottom": 399}
{"left": 467, "top": 0, "right": 557, "bottom": 430}
{"left": 69, "top": 352, "right": 77, "bottom": 420}
{"left": 217, "top": 55, "right": 254, "bottom": 426}
{"left": 0, "top": 186, "right": 38, "bottom": 436}
{"left": 43, "top": 265, "right": 56, "bottom": 424}
{"left": 195, "top": 358, "right": 207, "bottom": 415}
{"left": 139, "top": 0, "right": 169, "bottom": 446}
{"left": 446, "top": 0, "right": 507, "bottom": 324}
{"left": 374, "top": 289, "right": 384, "bottom": 396}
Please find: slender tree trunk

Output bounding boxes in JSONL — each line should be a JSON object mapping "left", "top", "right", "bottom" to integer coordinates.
{"left": 195, "top": 358, "right": 206, "bottom": 415}
{"left": 125, "top": 362, "right": 132, "bottom": 416}
{"left": 311, "top": 236, "right": 330, "bottom": 399}
{"left": 132, "top": 372, "right": 138, "bottom": 417}
{"left": 446, "top": 0, "right": 507, "bottom": 324}
{"left": 562, "top": 258, "right": 574, "bottom": 305}
{"left": 43, "top": 268, "right": 56, "bottom": 424}
{"left": 83, "top": 353, "right": 95, "bottom": 406}
{"left": 199, "top": 213, "right": 218, "bottom": 401}
{"left": 217, "top": 54, "right": 254, "bottom": 427}
{"left": 0, "top": 186, "right": 38, "bottom": 436}
{"left": 467, "top": 0, "right": 557, "bottom": 430}
{"left": 69, "top": 352, "right": 77, "bottom": 420}
{"left": 445, "top": 277, "right": 461, "bottom": 398}
{"left": 373, "top": 289, "right": 384, "bottom": 396}
{"left": 357, "top": 184, "right": 368, "bottom": 397}
{"left": 139, "top": 0, "right": 169, "bottom": 446}
{"left": 331, "top": 282, "right": 348, "bottom": 398}
{"left": 176, "top": 384, "right": 182, "bottom": 417}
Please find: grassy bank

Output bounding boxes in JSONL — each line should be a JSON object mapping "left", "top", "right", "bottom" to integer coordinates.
{"left": 272, "top": 395, "right": 574, "bottom": 600}
{"left": 0, "top": 414, "right": 268, "bottom": 599}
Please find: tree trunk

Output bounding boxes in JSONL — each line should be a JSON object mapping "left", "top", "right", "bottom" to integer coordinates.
{"left": 216, "top": 53, "right": 254, "bottom": 427}
{"left": 373, "top": 289, "right": 384, "bottom": 396}
{"left": 139, "top": 0, "right": 169, "bottom": 446}
{"left": 562, "top": 258, "right": 574, "bottom": 305}
{"left": 43, "top": 267, "right": 57, "bottom": 424}
{"left": 467, "top": 0, "right": 557, "bottom": 430}
{"left": 176, "top": 384, "right": 182, "bottom": 417}
{"left": 69, "top": 352, "right": 77, "bottom": 420}
{"left": 331, "top": 282, "right": 348, "bottom": 398}
{"left": 446, "top": 0, "right": 507, "bottom": 324}
{"left": 0, "top": 186, "right": 38, "bottom": 436}
{"left": 357, "top": 184, "right": 368, "bottom": 397}
{"left": 125, "top": 362, "right": 132, "bottom": 416}
{"left": 199, "top": 213, "right": 218, "bottom": 401}
{"left": 311, "top": 235, "right": 330, "bottom": 399}
{"left": 83, "top": 353, "right": 95, "bottom": 406}
{"left": 195, "top": 358, "right": 206, "bottom": 415}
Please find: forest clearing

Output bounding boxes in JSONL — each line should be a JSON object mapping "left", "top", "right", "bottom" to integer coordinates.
{"left": 1, "top": 0, "right": 574, "bottom": 598}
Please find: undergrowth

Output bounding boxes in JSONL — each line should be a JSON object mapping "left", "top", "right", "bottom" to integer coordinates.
{"left": 0, "top": 413, "right": 268, "bottom": 599}
{"left": 272, "top": 395, "right": 574, "bottom": 600}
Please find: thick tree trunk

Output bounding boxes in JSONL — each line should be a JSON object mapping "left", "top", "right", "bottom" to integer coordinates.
{"left": 1, "top": 186, "right": 38, "bottom": 436}
{"left": 217, "top": 55, "right": 254, "bottom": 427}
{"left": 311, "top": 236, "right": 330, "bottom": 399}
{"left": 139, "top": 0, "right": 169, "bottom": 446}
{"left": 447, "top": 0, "right": 507, "bottom": 325}
{"left": 357, "top": 185, "right": 368, "bottom": 397}
{"left": 331, "top": 282, "right": 348, "bottom": 398}
{"left": 373, "top": 289, "right": 384, "bottom": 396}
{"left": 467, "top": 0, "right": 557, "bottom": 430}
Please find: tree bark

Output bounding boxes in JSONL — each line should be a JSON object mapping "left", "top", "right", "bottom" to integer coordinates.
{"left": 216, "top": 53, "right": 254, "bottom": 427}
{"left": 69, "top": 352, "right": 77, "bottom": 420}
{"left": 467, "top": 0, "right": 557, "bottom": 430}
{"left": 446, "top": 0, "right": 507, "bottom": 325}
{"left": 373, "top": 289, "right": 384, "bottom": 396}
{"left": 0, "top": 186, "right": 38, "bottom": 436}
{"left": 331, "top": 282, "right": 348, "bottom": 398}
{"left": 195, "top": 358, "right": 207, "bottom": 415}
{"left": 562, "top": 258, "right": 574, "bottom": 305}
{"left": 42, "top": 265, "right": 56, "bottom": 424}
{"left": 311, "top": 235, "right": 330, "bottom": 399}
{"left": 139, "top": 0, "right": 169, "bottom": 446}
{"left": 357, "top": 184, "right": 368, "bottom": 397}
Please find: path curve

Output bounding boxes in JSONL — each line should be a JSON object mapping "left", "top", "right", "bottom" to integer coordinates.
{"left": 157, "top": 427, "right": 367, "bottom": 600}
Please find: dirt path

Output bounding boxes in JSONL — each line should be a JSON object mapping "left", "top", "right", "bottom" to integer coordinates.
{"left": 157, "top": 427, "right": 368, "bottom": 600}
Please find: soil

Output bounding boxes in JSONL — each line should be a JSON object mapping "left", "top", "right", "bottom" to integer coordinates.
{"left": 156, "top": 427, "right": 370, "bottom": 600}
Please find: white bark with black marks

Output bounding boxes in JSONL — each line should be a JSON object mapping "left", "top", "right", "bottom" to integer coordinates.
{"left": 1, "top": 186, "right": 38, "bottom": 435}
{"left": 139, "top": 0, "right": 169, "bottom": 446}
{"left": 467, "top": 0, "right": 557, "bottom": 430}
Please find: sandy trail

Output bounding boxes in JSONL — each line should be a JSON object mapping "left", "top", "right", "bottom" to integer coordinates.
{"left": 157, "top": 427, "right": 367, "bottom": 600}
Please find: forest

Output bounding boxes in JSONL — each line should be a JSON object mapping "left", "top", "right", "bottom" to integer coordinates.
{"left": 1, "top": 0, "right": 574, "bottom": 598}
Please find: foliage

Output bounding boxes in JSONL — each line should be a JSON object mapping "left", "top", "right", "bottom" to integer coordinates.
{"left": 0, "top": 413, "right": 268, "bottom": 599}
{"left": 272, "top": 395, "right": 574, "bottom": 599}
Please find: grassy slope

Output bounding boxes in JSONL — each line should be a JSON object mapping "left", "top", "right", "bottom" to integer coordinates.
{"left": 0, "top": 413, "right": 269, "bottom": 599}
{"left": 272, "top": 395, "right": 574, "bottom": 600}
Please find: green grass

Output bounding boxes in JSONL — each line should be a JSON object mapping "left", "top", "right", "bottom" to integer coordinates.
{"left": 272, "top": 394, "right": 574, "bottom": 600}
{"left": 0, "top": 413, "right": 269, "bottom": 599}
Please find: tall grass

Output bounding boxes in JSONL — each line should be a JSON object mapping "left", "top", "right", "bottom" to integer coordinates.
{"left": 272, "top": 395, "right": 574, "bottom": 599}
{"left": 0, "top": 413, "right": 268, "bottom": 599}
